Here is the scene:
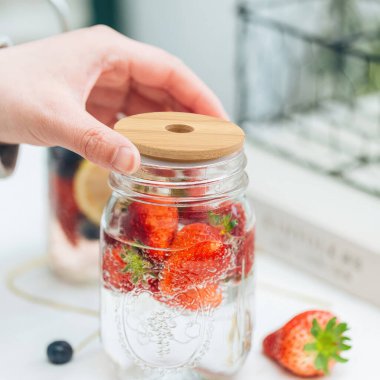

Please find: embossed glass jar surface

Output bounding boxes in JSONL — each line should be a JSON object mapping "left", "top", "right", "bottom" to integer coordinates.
{"left": 100, "top": 151, "right": 255, "bottom": 380}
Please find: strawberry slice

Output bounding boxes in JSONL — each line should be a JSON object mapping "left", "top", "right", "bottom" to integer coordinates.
{"left": 120, "top": 201, "right": 178, "bottom": 261}
{"left": 263, "top": 310, "right": 351, "bottom": 377}
{"left": 159, "top": 223, "right": 230, "bottom": 295}
{"left": 50, "top": 175, "right": 79, "bottom": 245}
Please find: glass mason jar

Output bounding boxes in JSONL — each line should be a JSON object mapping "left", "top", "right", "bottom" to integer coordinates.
{"left": 100, "top": 113, "right": 255, "bottom": 380}
{"left": 48, "top": 147, "right": 111, "bottom": 283}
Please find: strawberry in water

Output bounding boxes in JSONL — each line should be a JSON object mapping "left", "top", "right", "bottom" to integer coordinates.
{"left": 179, "top": 204, "right": 209, "bottom": 225}
{"left": 180, "top": 201, "right": 246, "bottom": 237}
{"left": 160, "top": 223, "right": 230, "bottom": 296}
{"left": 120, "top": 201, "right": 178, "bottom": 261}
{"left": 171, "top": 222, "right": 221, "bottom": 249}
{"left": 162, "top": 283, "right": 223, "bottom": 311}
{"left": 263, "top": 310, "right": 351, "bottom": 377}
{"left": 208, "top": 201, "right": 246, "bottom": 237}
{"left": 102, "top": 243, "right": 156, "bottom": 293}
{"left": 50, "top": 175, "right": 79, "bottom": 245}
{"left": 102, "top": 245, "right": 134, "bottom": 292}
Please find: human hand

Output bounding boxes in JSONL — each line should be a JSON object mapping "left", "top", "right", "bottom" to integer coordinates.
{"left": 0, "top": 25, "right": 227, "bottom": 174}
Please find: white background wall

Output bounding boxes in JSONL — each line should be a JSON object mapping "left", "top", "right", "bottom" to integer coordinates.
{"left": 0, "top": 0, "right": 91, "bottom": 43}
{"left": 120, "top": 0, "right": 238, "bottom": 117}
{"left": 0, "top": 0, "right": 90, "bottom": 253}
{"left": 0, "top": 1, "right": 239, "bottom": 252}
{"left": 0, "top": 0, "right": 238, "bottom": 115}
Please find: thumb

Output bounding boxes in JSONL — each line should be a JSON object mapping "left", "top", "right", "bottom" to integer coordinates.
{"left": 59, "top": 112, "right": 140, "bottom": 174}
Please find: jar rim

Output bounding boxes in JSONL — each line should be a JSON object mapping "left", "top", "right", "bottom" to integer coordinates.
{"left": 108, "top": 150, "right": 248, "bottom": 204}
{"left": 137, "top": 150, "right": 244, "bottom": 170}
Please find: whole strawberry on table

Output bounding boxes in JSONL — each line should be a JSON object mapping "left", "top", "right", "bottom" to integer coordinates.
{"left": 263, "top": 310, "right": 351, "bottom": 377}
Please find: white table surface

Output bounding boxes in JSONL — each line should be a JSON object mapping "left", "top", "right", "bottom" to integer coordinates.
{"left": 1, "top": 146, "right": 379, "bottom": 380}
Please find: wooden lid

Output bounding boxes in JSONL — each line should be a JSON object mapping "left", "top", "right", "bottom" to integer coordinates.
{"left": 114, "top": 112, "right": 245, "bottom": 162}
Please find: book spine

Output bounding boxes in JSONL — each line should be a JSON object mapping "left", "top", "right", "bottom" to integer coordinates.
{"left": 251, "top": 197, "right": 380, "bottom": 307}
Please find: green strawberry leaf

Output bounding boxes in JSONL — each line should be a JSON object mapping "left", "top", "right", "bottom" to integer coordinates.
{"left": 332, "top": 354, "right": 349, "bottom": 363}
{"left": 304, "top": 343, "right": 318, "bottom": 352}
{"left": 315, "top": 353, "right": 329, "bottom": 374}
{"left": 311, "top": 318, "right": 322, "bottom": 337}
{"left": 120, "top": 246, "right": 153, "bottom": 284}
{"left": 208, "top": 212, "right": 222, "bottom": 227}
{"left": 208, "top": 211, "right": 238, "bottom": 235}
{"left": 304, "top": 317, "right": 351, "bottom": 375}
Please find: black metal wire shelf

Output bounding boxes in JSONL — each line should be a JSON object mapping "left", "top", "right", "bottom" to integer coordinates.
{"left": 236, "top": 0, "right": 380, "bottom": 199}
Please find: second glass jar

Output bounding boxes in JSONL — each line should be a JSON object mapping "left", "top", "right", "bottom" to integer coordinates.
{"left": 48, "top": 147, "right": 111, "bottom": 283}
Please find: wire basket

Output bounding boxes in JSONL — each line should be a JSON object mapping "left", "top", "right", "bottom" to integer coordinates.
{"left": 237, "top": 0, "right": 380, "bottom": 197}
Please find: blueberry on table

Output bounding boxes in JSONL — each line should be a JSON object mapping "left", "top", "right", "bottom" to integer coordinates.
{"left": 79, "top": 218, "right": 100, "bottom": 240}
{"left": 47, "top": 341, "right": 73, "bottom": 365}
{"left": 48, "top": 147, "right": 82, "bottom": 178}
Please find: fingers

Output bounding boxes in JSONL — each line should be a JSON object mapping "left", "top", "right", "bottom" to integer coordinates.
{"left": 124, "top": 91, "right": 164, "bottom": 116}
{"left": 131, "top": 82, "right": 191, "bottom": 113}
{"left": 84, "top": 27, "right": 227, "bottom": 118}
{"left": 85, "top": 102, "right": 118, "bottom": 126}
{"left": 56, "top": 109, "right": 140, "bottom": 174}
{"left": 87, "top": 86, "right": 126, "bottom": 110}
{"left": 125, "top": 40, "right": 228, "bottom": 118}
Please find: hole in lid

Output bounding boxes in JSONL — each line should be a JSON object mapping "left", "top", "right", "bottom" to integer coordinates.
{"left": 165, "top": 124, "right": 194, "bottom": 133}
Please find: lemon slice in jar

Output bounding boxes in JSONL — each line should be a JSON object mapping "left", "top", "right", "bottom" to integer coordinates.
{"left": 73, "top": 160, "right": 112, "bottom": 225}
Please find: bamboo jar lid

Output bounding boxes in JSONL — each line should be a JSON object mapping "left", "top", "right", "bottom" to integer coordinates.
{"left": 114, "top": 112, "right": 245, "bottom": 162}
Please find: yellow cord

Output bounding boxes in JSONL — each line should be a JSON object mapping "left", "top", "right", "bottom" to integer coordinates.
{"left": 5, "top": 251, "right": 330, "bottom": 355}
{"left": 6, "top": 255, "right": 99, "bottom": 353}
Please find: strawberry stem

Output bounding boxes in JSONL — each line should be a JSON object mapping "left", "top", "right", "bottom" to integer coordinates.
{"left": 208, "top": 211, "right": 238, "bottom": 235}
{"left": 304, "top": 317, "right": 351, "bottom": 374}
{"left": 120, "top": 247, "right": 153, "bottom": 284}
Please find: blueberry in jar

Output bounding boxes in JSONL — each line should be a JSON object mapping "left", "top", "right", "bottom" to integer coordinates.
{"left": 48, "top": 147, "right": 82, "bottom": 178}
{"left": 79, "top": 218, "right": 100, "bottom": 240}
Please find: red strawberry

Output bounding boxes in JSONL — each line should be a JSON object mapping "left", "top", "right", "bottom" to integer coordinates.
{"left": 171, "top": 222, "right": 221, "bottom": 249}
{"left": 102, "top": 244, "right": 155, "bottom": 293}
{"left": 263, "top": 310, "right": 351, "bottom": 377}
{"left": 102, "top": 245, "right": 134, "bottom": 292}
{"left": 50, "top": 175, "right": 79, "bottom": 245}
{"left": 178, "top": 184, "right": 209, "bottom": 224}
{"left": 161, "top": 283, "right": 223, "bottom": 311}
{"left": 120, "top": 201, "right": 178, "bottom": 261}
{"left": 209, "top": 201, "right": 246, "bottom": 237}
{"left": 179, "top": 204, "right": 210, "bottom": 225}
{"left": 234, "top": 228, "right": 255, "bottom": 279}
{"left": 160, "top": 223, "right": 230, "bottom": 294}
